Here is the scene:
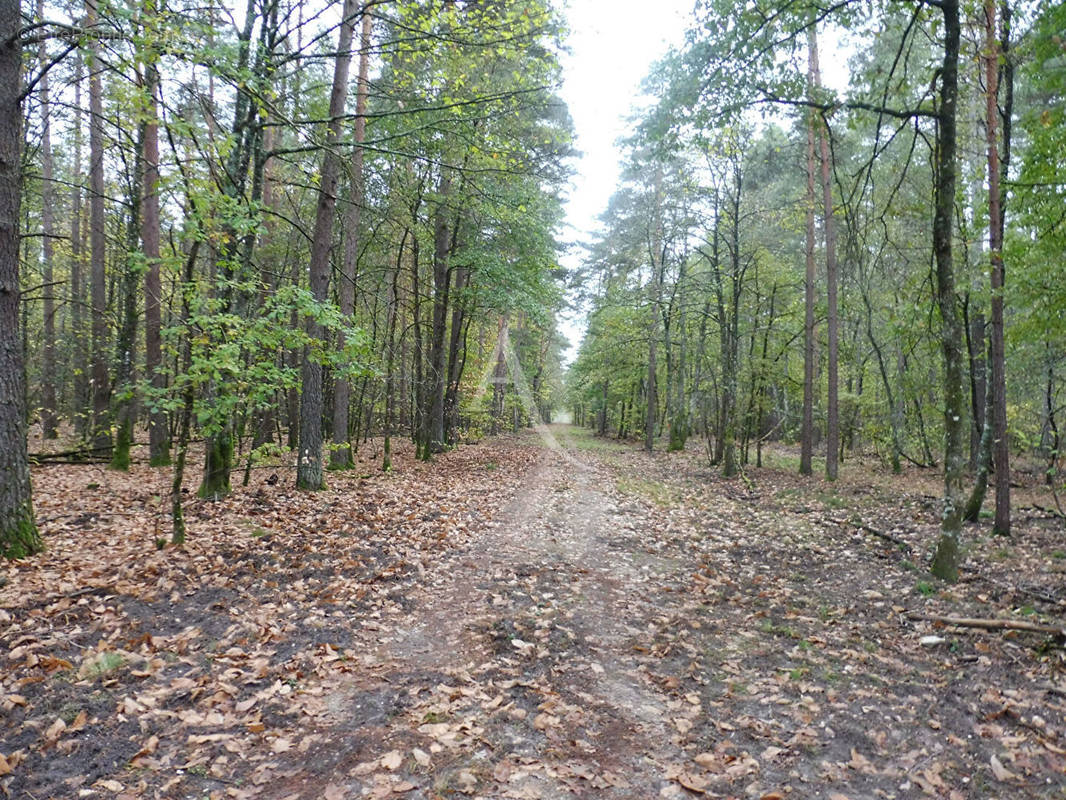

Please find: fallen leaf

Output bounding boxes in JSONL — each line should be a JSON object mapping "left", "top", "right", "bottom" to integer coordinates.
{"left": 44, "top": 717, "right": 66, "bottom": 742}
{"left": 270, "top": 737, "right": 293, "bottom": 754}
{"left": 456, "top": 769, "right": 477, "bottom": 794}
{"left": 675, "top": 770, "right": 708, "bottom": 793}
{"left": 412, "top": 748, "right": 431, "bottom": 767}
{"left": 532, "top": 712, "right": 559, "bottom": 730}
{"left": 381, "top": 750, "right": 403, "bottom": 770}
{"left": 131, "top": 735, "right": 159, "bottom": 762}
{"left": 693, "top": 752, "right": 718, "bottom": 768}
{"left": 990, "top": 754, "right": 1016, "bottom": 782}
{"left": 492, "top": 761, "right": 511, "bottom": 782}
{"left": 67, "top": 709, "right": 88, "bottom": 733}
{"left": 848, "top": 747, "right": 875, "bottom": 774}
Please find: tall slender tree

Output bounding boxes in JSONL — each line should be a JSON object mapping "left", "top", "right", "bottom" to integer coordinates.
{"left": 143, "top": 27, "right": 167, "bottom": 465}
{"left": 984, "top": 0, "right": 1010, "bottom": 536}
{"left": 811, "top": 31, "right": 840, "bottom": 481}
{"left": 297, "top": 0, "right": 360, "bottom": 490}
{"left": 37, "top": 0, "right": 58, "bottom": 440}
{"left": 930, "top": 0, "right": 966, "bottom": 581}
{"left": 800, "top": 27, "right": 818, "bottom": 477}
{"left": 87, "top": 0, "right": 111, "bottom": 452}
{"left": 1, "top": 0, "right": 43, "bottom": 558}
{"left": 331, "top": 8, "right": 373, "bottom": 470}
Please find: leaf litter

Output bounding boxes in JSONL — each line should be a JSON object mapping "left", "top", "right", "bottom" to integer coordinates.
{"left": 1, "top": 428, "right": 1064, "bottom": 799}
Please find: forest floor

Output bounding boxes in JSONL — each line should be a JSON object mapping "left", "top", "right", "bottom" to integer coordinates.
{"left": 2, "top": 425, "right": 1066, "bottom": 800}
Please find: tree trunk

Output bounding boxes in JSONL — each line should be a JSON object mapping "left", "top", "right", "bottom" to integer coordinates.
{"left": 965, "top": 345, "right": 994, "bottom": 522}
{"left": 985, "top": 0, "right": 1011, "bottom": 536}
{"left": 809, "top": 29, "right": 839, "bottom": 481}
{"left": 69, "top": 54, "right": 89, "bottom": 438}
{"left": 199, "top": 0, "right": 270, "bottom": 499}
{"left": 37, "top": 0, "right": 58, "bottom": 439}
{"left": 491, "top": 316, "right": 507, "bottom": 436}
{"left": 143, "top": 59, "right": 168, "bottom": 466}
{"left": 966, "top": 305, "right": 987, "bottom": 470}
{"left": 645, "top": 166, "right": 665, "bottom": 453}
{"left": 170, "top": 240, "right": 199, "bottom": 544}
{"left": 720, "top": 167, "right": 742, "bottom": 478}
{"left": 801, "top": 29, "right": 819, "bottom": 476}
{"left": 110, "top": 125, "right": 143, "bottom": 472}
{"left": 383, "top": 231, "right": 406, "bottom": 472}
{"left": 331, "top": 9, "right": 372, "bottom": 470}
{"left": 297, "top": 0, "right": 359, "bottom": 489}
{"left": 930, "top": 0, "right": 966, "bottom": 582}
{"left": 88, "top": 0, "right": 112, "bottom": 452}
{"left": 443, "top": 266, "right": 468, "bottom": 445}
{"left": 0, "top": 0, "right": 42, "bottom": 558}
{"left": 422, "top": 172, "right": 452, "bottom": 458}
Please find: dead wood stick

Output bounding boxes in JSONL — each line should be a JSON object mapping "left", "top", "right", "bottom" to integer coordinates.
{"left": 826, "top": 517, "right": 912, "bottom": 551}
{"left": 29, "top": 445, "right": 113, "bottom": 462}
{"left": 907, "top": 612, "right": 1066, "bottom": 639}
{"left": 1026, "top": 503, "right": 1066, "bottom": 519}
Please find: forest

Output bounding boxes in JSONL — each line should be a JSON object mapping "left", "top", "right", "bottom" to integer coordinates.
{"left": 2, "top": 0, "right": 572, "bottom": 553}
{"left": 1, "top": 0, "right": 1065, "bottom": 797}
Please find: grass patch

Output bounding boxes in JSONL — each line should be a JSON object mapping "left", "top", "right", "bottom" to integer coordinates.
{"left": 916, "top": 581, "right": 936, "bottom": 597}
{"left": 817, "top": 491, "right": 848, "bottom": 510}
{"left": 616, "top": 475, "right": 676, "bottom": 507}
{"left": 759, "top": 620, "right": 801, "bottom": 639}
{"left": 78, "top": 650, "right": 125, "bottom": 680}
{"left": 558, "top": 426, "right": 629, "bottom": 453}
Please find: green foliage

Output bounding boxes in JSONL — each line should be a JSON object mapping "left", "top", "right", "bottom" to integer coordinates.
{"left": 142, "top": 283, "right": 372, "bottom": 443}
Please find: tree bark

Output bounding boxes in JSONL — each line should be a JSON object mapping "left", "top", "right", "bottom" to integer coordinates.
{"left": 985, "top": 0, "right": 1011, "bottom": 536}
{"left": 383, "top": 230, "right": 406, "bottom": 472}
{"left": 330, "top": 9, "right": 373, "bottom": 470}
{"left": 443, "top": 265, "right": 469, "bottom": 445}
{"left": 110, "top": 125, "right": 143, "bottom": 471}
{"left": 930, "top": 0, "right": 966, "bottom": 582}
{"left": 720, "top": 165, "right": 742, "bottom": 478}
{"left": 87, "top": 0, "right": 112, "bottom": 452}
{"left": 143, "top": 58, "right": 168, "bottom": 466}
{"left": 422, "top": 172, "right": 452, "bottom": 458}
{"left": 0, "top": 0, "right": 42, "bottom": 558}
{"left": 70, "top": 54, "right": 88, "bottom": 438}
{"left": 800, "top": 31, "right": 818, "bottom": 477}
{"left": 645, "top": 166, "right": 665, "bottom": 453}
{"left": 810, "top": 29, "right": 839, "bottom": 481}
{"left": 198, "top": 0, "right": 268, "bottom": 499}
{"left": 297, "top": 0, "right": 359, "bottom": 489}
{"left": 37, "top": 0, "right": 58, "bottom": 440}
{"left": 965, "top": 347, "right": 994, "bottom": 522}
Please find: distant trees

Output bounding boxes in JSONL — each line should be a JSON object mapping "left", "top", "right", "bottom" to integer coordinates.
{"left": 567, "top": 0, "right": 1058, "bottom": 581}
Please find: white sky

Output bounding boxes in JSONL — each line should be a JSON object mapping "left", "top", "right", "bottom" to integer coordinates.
{"left": 556, "top": 0, "right": 695, "bottom": 363}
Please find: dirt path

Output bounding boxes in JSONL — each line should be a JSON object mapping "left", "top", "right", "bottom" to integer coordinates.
{"left": 283, "top": 427, "right": 700, "bottom": 799}
{"left": 4, "top": 426, "right": 1064, "bottom": 799}
{"left": 272, "top": 426, "right": 1065, "bottom": 800}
